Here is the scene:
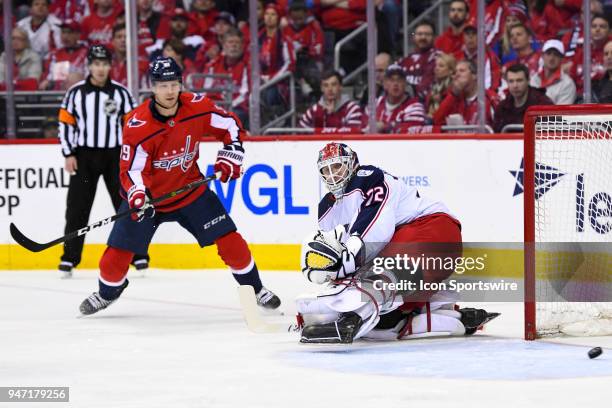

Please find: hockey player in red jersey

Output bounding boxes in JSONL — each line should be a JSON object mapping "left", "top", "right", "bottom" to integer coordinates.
{"left": 298, "top": 142, "right": 498, "bottom": 343}
{"left": 79, "top": 57, "right": 281, "bottom": 315}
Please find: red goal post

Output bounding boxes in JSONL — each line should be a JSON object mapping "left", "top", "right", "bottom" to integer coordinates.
{"left": 523, "top": 104, "right": 612, "bottom": 340}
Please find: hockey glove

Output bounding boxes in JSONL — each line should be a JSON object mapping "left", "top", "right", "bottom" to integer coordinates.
{"left": 334, "top": 234, "right": 365, "bottom": 279}
{"left": 128, "top": 186, "right": 155, "bottom": 222}
{"left": 214, "top": 143, "right": 244, "bottom": 183}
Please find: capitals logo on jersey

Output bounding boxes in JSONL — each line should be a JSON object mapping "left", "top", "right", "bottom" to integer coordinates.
{"left": 127, "top": 114, "right": 147, "bottom": 128}
{"left": 152, "top": 135, "right": 199, "bottom": 172}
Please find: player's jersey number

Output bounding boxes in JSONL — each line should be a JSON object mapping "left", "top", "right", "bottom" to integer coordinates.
{"left": 121, "top": 145, "right": 130, "bottom": 161}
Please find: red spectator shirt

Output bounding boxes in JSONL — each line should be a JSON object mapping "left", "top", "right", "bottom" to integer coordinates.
{"left": 316, "top": 0, "right": 366, "bottom": 31}
{"left": 189, "top": 10, "right": 219, "bottom": 42}
{"left": 433, "top": 89, "right": 499, "bottom": 127}
{"left": 435, "top": 27, "right": 464, "bottom": 55}
{"left": 571, "top": 44, "right": 607, "bottom": 95}
{"left": 372, "top": 94, "right": 426, "bottom": 133}
{"left": 41, "top": 45, "right": 88, "bottom": 90}
{"left": 258, "top": 30, "right": 295, "bottom": 80}
{"left": 282, "top": 17, "right": 324, "bottom": 61}
{"left": 397, "top": 47, "right": 438, "bottom": 100}
{"left": 111, "top": 54, "right": 149, "bottom": 87}
{"left": 81, "top": 7, "right": 124, "bottom": 47}
{"left": 202, "top": 55, "right": 250, "bottom": 111}
{"left": 468, "top": 0, "right": 505, "bottom": 45}
{"left": 50, "top": 0, "right": 91, "bottom": 23}
{"left": 299, "top": 96, "right": 363, "bottom": 132}
{"left": 454, "top": 47, "right": 502, "bottom": 90}
{"left": 121, "top": 92, "right": 245, "bottom": 212}
{"left": 503, "top": 49, "right": 541, "bottom": 80}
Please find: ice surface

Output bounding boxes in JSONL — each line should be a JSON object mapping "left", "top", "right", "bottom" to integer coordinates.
{"left": 1, "top": 270, "right": 612, "bottom": 408}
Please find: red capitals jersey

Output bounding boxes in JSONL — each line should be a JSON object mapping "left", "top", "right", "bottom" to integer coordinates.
{"left": 467, "top": 0, "right": 505, "bottom": 45}
{"left": 120, "top": 92, "right": 245, "bottom": 212}
{"left": 396, "top": 47, "right": 438, "bottom": 100}
{"left": 299, "top": 96, "right": 363, "bottom": 131}
{"left": 81, "top": 7, "right": 123, "bottom": 47}
{"left": 435, "top": 27, "right": 463, "bottom": 55}
{"left": 571, "top": 44, "right": 607, "bottom": 95}
{"left": 503, "top": 50, "right": 542, "bottom": 82}
{"left": 202, "top": 55, "right": 250, "bottom": 111}
{"left": 372, "top": 95, "right": 426, "bottom": 133}
{"left": 282, "top": 17, "right": 324, "bottom": 60}
{"left": 41, "top": 45, "right": 89, "bottom": 89}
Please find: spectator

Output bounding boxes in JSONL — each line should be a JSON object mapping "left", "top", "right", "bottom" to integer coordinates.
{"left": 561, "top": 1, "right": 604, "bottom": 60}
{"left": 189, "top": 0, "right": 219, "bottom": 41}
{"left": 454, "top": 19, "right": 501, "bottom": 90}
{"left": 299, "top": 69, "right": 363, "bottom": 132}
{"left": 433, "top": 60, "right": 499, "bottom": 128}
{"left": 397, "top": 20, "right": 438, "bottom": 101}
{"left": 161, "top": 39, "right": 198, "bottom": 80}
{"left": 593, "top": 40, "right": 612, "bottom": 102}
{"left": 370, "top": 64, "right": 426, "bottom": 134}
{"left": 493, "top": 7, "right": 531, "bottom": 65}
{"left": 467, "top": 0, "right": 505, "bottom": 46}
{"left": 39, "top": 20, "right": 88, "bottom": 90}
{"left": 0, "top": 27, "right": 42, "bottom": 87}
{"left": 17, "top": 0, "right": 62, "bottom": 57}
{"left": 426, "top": 53, "right": 456, "bottom": 119}
{"left": 149, "top": 8, "right": 205, "bottom": 61}
{"left": 359, "top": 52, "right": 391, "bottom": 107}
{"left": 570, "top": 14, "right": 610, "bottom": 96}
{"left": 258, "top": 3, "right": 295, "bottom": 109}
{"left": 109, "top": 24, "right": 149, "bottom": 87}
{"left": 282, "top": 0, "right": 324, "bottom": 100}
{"left": 81, "top": 0, "right": 123, "bottom": 47}
{"left": 493, "top": 63, "right": 552, "bottom": 133}
{"left": 137, "top": 0, "right": 171, "bottom": 56}
{"left": 196, "top": 12, "right": 237, "bottom": 67}
{"left": 202, "top": 28, "right": 251, "bottom": 126}
{"left": 49, "top": 0, "right": 90, "bottom": 23}
{"left": 435, "top": 0, "right": 468, "bottom": 55}
{"left": 502, "top": 24, "right": 541, "bottom": 80}
{"left": 531, "top": 39, "right": 576, "bottom": 104}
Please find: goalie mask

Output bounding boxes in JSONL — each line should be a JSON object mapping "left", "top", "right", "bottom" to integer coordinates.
{"left": 317, "top": 142, "right": 359, "bottom": 199}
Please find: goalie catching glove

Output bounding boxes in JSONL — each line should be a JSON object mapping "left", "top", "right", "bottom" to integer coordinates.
{"left": 214, "top": 143, "right": 244, "bottom": 182}
{"left": 301, "top": 227, "right": 365, "bottom": 284}
{"left": 128, "top": 185, "right": 155, "bottom": 222}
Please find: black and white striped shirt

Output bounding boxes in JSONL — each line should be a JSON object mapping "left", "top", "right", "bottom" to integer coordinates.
{"left": 58, "top": 76, "right": 135, "bottom": 157}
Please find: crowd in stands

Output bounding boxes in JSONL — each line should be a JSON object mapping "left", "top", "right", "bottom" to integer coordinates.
{"left": 1, "top": 0, "right": 612, "bottom": 135}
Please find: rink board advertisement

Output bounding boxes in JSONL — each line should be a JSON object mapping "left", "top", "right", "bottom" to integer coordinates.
{"left": 0, "top": 137, "right": 525, "bottom": 269}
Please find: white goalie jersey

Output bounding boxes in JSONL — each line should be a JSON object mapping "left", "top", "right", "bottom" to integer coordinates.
{"left": 317, "top": 165, "right": 452, "bottom": 255}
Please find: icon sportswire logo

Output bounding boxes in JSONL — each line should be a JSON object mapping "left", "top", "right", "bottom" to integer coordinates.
{"left": 509, "top": 158, "right": 566, "bottom": 199}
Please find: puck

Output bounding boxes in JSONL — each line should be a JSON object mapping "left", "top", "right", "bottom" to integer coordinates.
{"left": 588, "top": 347, "right": 603, "bottom": 359}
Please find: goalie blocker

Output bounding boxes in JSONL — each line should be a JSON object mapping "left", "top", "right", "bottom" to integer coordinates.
{"left": 297, "top": 142, "right": 499, "bottom": 343}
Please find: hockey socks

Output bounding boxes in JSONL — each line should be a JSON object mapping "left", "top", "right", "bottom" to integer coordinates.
{"left": 231, "top": 261, "right": 263, "bottom": 294}
{"left": 216, "top": 232, "right": 263, "bottom": 293}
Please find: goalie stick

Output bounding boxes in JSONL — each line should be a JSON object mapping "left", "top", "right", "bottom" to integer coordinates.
{"left": 9, "top": 172, "right": 221, "bottom": 253}
{"left": 237, "top": 285, "right": 300, "bottom": 333}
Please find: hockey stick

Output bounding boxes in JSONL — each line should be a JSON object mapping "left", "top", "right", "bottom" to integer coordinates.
{"left": 237, "top": 285, "right": 300, "bottom": 333}
{"left": 9, "top": 172, "right": 221, "bottom": 253}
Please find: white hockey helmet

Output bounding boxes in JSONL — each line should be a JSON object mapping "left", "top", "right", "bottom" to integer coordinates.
{"left": 317, "top": 142, "right": 359, "bottom": 198}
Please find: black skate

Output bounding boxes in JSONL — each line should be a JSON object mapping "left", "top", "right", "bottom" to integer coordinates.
{"left": 132, "top": 259, "right": 149, "bottom": 271}
{"left": 79, "top": 280, "right": 129, "bottom": 315}
{"left": 459, "top": 307, "right": 501, "bottom": 335}
{"left": 58, "top": 261, "right": 73, "bottom": 279}
{"left": 256, "top": 287, "right": 281, "bottom": 310}
{"left": 300, "top": 312, "right": 363, "bottom": 344}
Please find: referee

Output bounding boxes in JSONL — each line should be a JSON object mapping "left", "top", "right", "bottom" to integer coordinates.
{"left": 58, "top": 45, "right": 149, "bottom": 278}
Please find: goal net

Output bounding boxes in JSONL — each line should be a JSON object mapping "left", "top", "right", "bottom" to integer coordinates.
{"left": 524, "top": 105, "right": 612, "bottom": 339}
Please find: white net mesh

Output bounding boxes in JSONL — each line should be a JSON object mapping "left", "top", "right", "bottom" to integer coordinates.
{"left": 534, "top": 114, "right": 612, "bottom": 336}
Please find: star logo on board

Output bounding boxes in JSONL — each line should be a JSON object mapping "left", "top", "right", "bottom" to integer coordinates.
{"left": 510, "top": 158, "right": 566, "bottom": 199}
